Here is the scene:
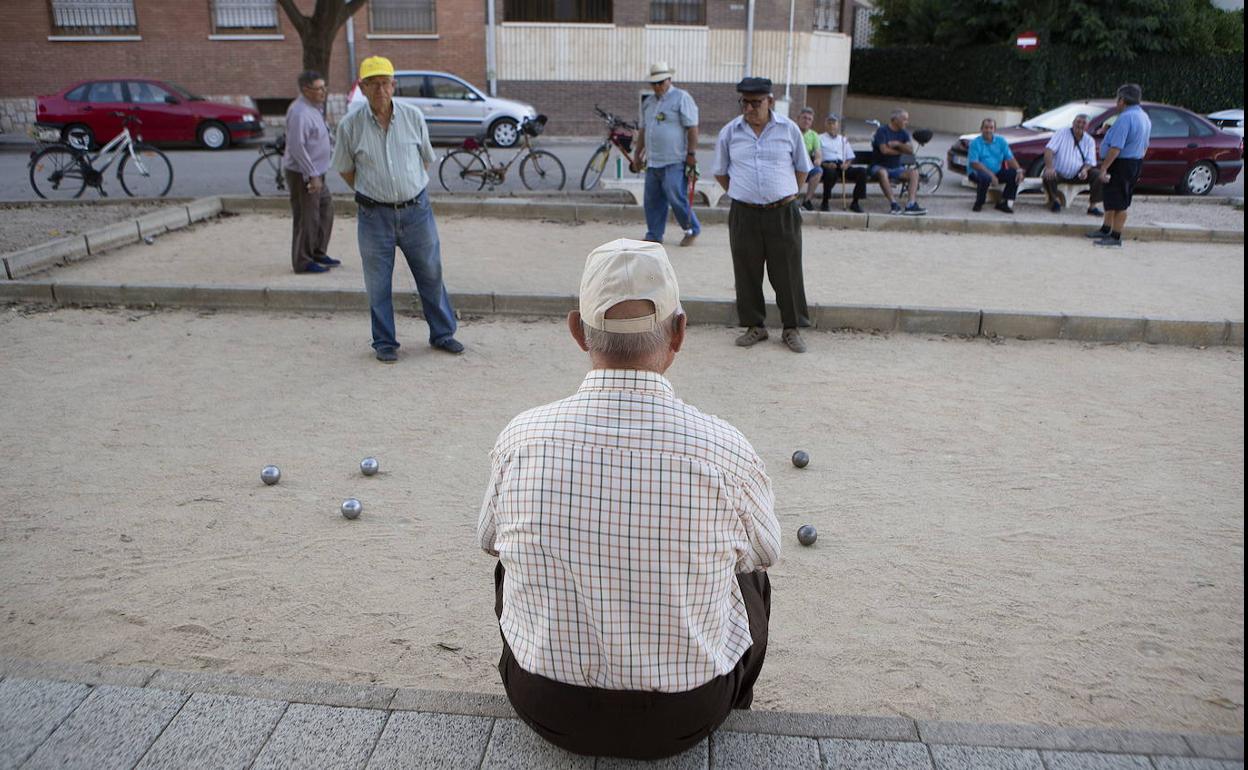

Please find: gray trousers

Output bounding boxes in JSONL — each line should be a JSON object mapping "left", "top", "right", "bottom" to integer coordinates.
{"left": 727, "top": 199, "right": 809, "bottom": 329}
{"left": 286, "top": 170, "right": 334, "bottom": 272}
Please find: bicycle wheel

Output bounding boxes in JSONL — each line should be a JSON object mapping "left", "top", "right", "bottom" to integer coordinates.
{"left": 916, "top": 160, "right": 943, "bottom": 195}
{"left": 29, "top": 145, "right": 88, "bottom": 200}
{"left": 118, "top": 144, "right": 173, "bottom": 197}
{"left": 579, "top": 144, "right": 611, "bottom": 190}
{"left": 249, "top": 150, "right": 287, "bottom": 196}
{"left": 520, "top": 150, "right": 566, "bottom": 192}
{"left": 439, "top": 150, "right": 487, "bottom": 192}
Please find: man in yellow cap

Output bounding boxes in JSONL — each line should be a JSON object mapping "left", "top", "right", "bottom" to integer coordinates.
{"left": 331, "top": 55, "right": 463, "bottom": 362}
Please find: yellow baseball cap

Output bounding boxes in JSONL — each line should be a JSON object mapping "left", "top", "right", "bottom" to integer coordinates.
{"left": 359, "top": 56, "right": 395, "bottom": 80}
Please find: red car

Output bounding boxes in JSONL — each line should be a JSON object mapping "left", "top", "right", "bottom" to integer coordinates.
{"left": 946, "top": 99, "right": 1244, "bottom": 195}
{"left": 35, "top": 79, "right": 263, "bottom": 150}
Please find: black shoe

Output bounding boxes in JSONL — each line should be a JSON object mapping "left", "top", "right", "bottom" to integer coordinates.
{"left": 313, "top": 255, "right": 342, "bottom": 267}
{"left": 1085, "top": 228, "right": 1111, "bottom": 239}
{"left": 1087, "top": 207, "right": 1104, "bottom": 217}
{"left": 1092, "top": 236, "right": 1122, "bottom": 248}
{"left": 995, "top": 201, "right": 1014, "bottom": 214}
{"left": 433, "top": 337, "right": 465, "bottom": 354}
{"left": 1050, "top": 201, "right": 1062, "bottom": 213}
{"left": 297, "top": 262, "right": 331, "bottom": 274}
{"left": 972, "top": 202, "right": 983, "bottom": 212}
{"left": 375, "top": 347, "right": 398, "bottom": 363}
{"left": 849, "top": 201, "right": 864, "bottom": 213}
{"left": 819, "top": 202, "right": 830, "bottom": 212}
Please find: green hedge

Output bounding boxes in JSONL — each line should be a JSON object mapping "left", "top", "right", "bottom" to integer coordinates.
{"left": 849, "top": 45, "right": 1244, "bottom": 117}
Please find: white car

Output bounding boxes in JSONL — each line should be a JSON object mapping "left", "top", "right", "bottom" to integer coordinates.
{"left": 1207, "top": 109, "right": 1244, "bottom": 137}
{"left": 347, "top": 70, "right": 537, "bottom": 147}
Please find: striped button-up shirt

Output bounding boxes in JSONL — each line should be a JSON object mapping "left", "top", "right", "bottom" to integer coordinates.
{"left": 713, "top": 113, "right": 812, "bottom": 205}
{"left": 282, "top": 95, "right": 333, "bottom": 179}
{"left": 1045, "top": 128, "right": 1097, "bottom": 178}
{"left": 478, "top": 369, "right": 781, "bottom": 693}
{"left": 331, "top": 100, "right": 434, "bottom": 203}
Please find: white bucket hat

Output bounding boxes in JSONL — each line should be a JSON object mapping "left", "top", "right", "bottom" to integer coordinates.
{"left": 647, "top": 62, "right": 675, "bottom": 84}
{"left": 579, "top": 239, "right": 680, "bottom": 333}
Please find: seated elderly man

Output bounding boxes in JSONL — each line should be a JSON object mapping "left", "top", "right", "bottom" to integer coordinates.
{"left": 478, "top": 239, "right": 780, "bottom": 760}
{"left": 1042, "top": 112, "right": 1104, "bottom": 216}
{"left": 968, "top": 117, "right": 1023, "bottom": 213}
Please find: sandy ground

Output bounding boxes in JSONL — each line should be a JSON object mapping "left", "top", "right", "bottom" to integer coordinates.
{"left": 0, "top": 202, "right": 169, "bottom": 254}
{"left": 0, "top": 306, "right": 1242, "bottom": 736}
{"left": 37, "top": 213, "right": 1245, "bottom": 321}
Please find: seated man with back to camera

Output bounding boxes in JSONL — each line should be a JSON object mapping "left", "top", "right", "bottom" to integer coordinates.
{"left": 967, "top": 117, "right": 1023, "bottom": 214}
{"left": 1042, "top": 112, "right": 1104, "bottom": 216}
{"left": 819, "top": 114, "right": 867, "bottom": 212}
{"left": 479, "top": 238, "right": 780, "bottom": 760}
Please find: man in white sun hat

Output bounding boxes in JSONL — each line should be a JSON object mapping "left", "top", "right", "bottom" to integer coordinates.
{"left": 478, "top": 238, "right": 780, "bottom": 760}
{"left": 632, "top": 62, "right": 702, "bottom": 247}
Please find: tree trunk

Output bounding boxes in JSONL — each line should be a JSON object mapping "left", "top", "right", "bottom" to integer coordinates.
{"left": 277, "top": 0, "right": 369, "bottom": 90}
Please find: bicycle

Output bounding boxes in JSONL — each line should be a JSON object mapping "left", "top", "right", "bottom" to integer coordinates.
{"left": 28, "top": 113, "right": 173, "bottom": 200}
{"left": 249, "top": 135, "right": 288, "bottom": 196}
{"left": 580, "top": 105, "right": 639, "bottom": 191}
{"left": 864, "top": 118, "right": 943, "bottom": 196}
{"left": 438, "top": 115, "right": 565, "bottom": 192}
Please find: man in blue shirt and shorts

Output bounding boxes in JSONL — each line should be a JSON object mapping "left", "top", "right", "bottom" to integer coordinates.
{"left": 967, "top": 118, "right": 1023, "bottom": 213}
{"left": 1088, "top": 83, "right": 1151, "bottom": 248}
{"left": 870, "top": 109, "right": 926, "bottom": 215}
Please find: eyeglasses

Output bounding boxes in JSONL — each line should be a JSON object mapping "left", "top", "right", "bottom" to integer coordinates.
{"left": 360, "top": 79, "right": 395, "bottom": 90}
{"left": 304, "top": 84, "right": 327, "bottom": 91}
{"left": 738, "top": 97, "right": 768, "bottom": 109}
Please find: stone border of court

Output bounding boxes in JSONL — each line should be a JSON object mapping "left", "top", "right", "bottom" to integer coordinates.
{"left": 0, "top": 280, "right": 1241, "bottom": 348}
{"left": 0, "top": 657, "right": 1241, "bottom": 760}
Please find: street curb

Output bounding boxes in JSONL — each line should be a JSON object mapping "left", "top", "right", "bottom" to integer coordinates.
{"left": 0, "top": 658, "right": 1240, "bottom": 759}
{"left": 0, "top": 279, "right": 1240, "bottom": 348}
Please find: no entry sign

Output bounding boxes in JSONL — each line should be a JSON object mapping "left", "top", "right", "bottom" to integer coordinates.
{"left": 1017, "top": 30, "right": 1039, "bottom": 50}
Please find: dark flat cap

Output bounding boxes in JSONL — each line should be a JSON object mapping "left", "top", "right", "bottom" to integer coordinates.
{"left": 736, "top": 77, "right": 773, "bottom": 94}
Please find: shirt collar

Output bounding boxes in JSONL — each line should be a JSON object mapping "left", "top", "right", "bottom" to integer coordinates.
{"left": 578, "top": 369, "right": 675, "bottom": 398}
{"left": 366, "top": 101, "right": 398, "bottom": 129}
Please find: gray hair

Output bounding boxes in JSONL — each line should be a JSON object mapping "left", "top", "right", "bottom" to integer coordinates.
{"left": 583, "top": 314, "right": 680, "bottom": 360}
{"left": 1074, "top": 113, "right": 1090, "bottom": 122}
{"left": 1116, "top": 83, "right": 1142, "bottom": 105}
{"left": 799, "top": 106, "right": 815, "bottom": 116}
{"left": 297, "top": 70, "right": 324, "bottom": 89}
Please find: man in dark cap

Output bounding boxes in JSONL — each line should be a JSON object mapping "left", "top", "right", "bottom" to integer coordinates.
{"left": 711, "top": 77, "right": 813, "bottom": 354}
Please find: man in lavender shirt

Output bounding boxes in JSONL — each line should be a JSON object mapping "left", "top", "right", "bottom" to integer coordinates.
{"left": 282, "top": 70, "right": 339, "bottom": 274}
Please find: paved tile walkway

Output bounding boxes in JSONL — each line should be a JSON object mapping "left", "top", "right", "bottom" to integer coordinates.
{"left": 0, "top": 659, "right": 1241, "bottom": 769}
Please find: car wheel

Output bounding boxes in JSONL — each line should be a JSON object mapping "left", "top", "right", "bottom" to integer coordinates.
{"left": 490, "top": 118, "right": 519, "bottom": 148}
{"left": 197, "top": 121, "right": 230, "bottom": 150}
{"left": 62, "top": 124, "right": 95, "bottom": 150}
{"left": 1027, "top": 158, "right": 1045, "bottom": 178}
{"left": 1179, "top": 161, "right": 1216, "bottom": 196}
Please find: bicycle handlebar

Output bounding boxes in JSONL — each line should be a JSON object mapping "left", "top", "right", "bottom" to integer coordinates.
{"left": 593, "top": 104, "right": 637, "bottom": 131}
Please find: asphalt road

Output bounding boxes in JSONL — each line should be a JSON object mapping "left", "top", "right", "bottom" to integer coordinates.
{"left": 3, "top": 135, "right": 1243, "bottom": 201}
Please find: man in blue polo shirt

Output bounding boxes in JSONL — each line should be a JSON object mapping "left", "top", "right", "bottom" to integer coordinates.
{"left": 1087, "top": 83, "right": 1152, "bottom": 248}
{"left": 967, "top": 117, "right": 1022, "bottom": 214}
{"left": 870, "top": 109, "right": 926, "bottom": 215}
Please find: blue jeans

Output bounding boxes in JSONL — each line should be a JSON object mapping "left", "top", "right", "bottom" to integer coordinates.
{"left": 644, "top": 163, "right": 700, "bottom": 242}
{"left": 356, "top": 189, "right": 457, "bottom": 351}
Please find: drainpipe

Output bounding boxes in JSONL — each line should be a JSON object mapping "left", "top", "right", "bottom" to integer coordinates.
{"left": 345, "top": 16, "right": 357, "bottom": 86}
{"left": 744, "top": 0, "right": 755, "bottom": 78}
{"left": 783, "top": 0, "right": 795, "bottom": 101}
{"left": 486, "top": 0, "right": 497, "bottom": 96}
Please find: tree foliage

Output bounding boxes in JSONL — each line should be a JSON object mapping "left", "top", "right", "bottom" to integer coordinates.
{"left": 872, "top": 0, "right": 1243, "bottom": 60}
{"left": 276, "top": 0, "right": 370, "bottom": 88}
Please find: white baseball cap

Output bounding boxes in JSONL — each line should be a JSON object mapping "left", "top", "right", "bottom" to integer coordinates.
{"left": 579, "top": 239, "right": 680, "bottom": 333}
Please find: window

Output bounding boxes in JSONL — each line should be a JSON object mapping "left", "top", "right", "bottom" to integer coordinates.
{"left": 211, "top": 0, "right": 278, "bottom": 32}
{"left": 127, "top": 81, "right": 173, "bottom": 104}
{"left": 651, "top": 0, "right": 704, "bottom": 25}
{"left": 49, "top": 0, "right": 137, "bottom": 35}
{"left": 370, "top": 0, "right": 436, "bottom": 33}
{"left": 66, "top": 84, "right": 89, "bottom": 101}
{"left": 428, "top": 76, "right": 477, "bottom": 100}
{"left": 814, "top": 0, "right": 839, "bottom": 31}
{"left": 504, "top": 0, "right": 612, "bottom": 23}
{"left": 1146, "top": 108, "right": 1192, "bottom": 139}
{"left": 395, "top": 75, "right": 424, "bottom": 99}
{"left": 85, "top": 81, "right": 125, "bottom": 103}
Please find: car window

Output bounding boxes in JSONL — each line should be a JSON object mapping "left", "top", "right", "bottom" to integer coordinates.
{"left": 127, "top": 82, "right": 172, "bottom": 104}
{"left": 1182, "top": 113, "right": 1215, "bottom": 137}
{"left": 395, "top": 75, "right": 423, "bottom": 99}
{"left": 86, "top": 81, "right": 125, "bottom": 103}
{"left": 1146, "top": 108, "right": 1191, "bottom": 139}
{"left": 428, "top": 76, "right": 475, "bottom": 100}
{"left": 66, "top": 84, "right": 88, "bottom": 102}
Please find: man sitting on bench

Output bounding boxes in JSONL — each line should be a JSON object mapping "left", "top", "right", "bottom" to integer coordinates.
{"left": 1042, "top": 112, "right": 1104, "bottom": 216}
{"left": 818, "top": 114, "right": 867, "bottom": 213}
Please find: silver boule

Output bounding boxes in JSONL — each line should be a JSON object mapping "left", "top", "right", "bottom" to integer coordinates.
{"left": 360, "top": 457, "right": 380, "bottom": 476}
{"left": 797, "top": 524, "right": 817, "bottom": 546}
{"left": 260, "top": 465, "right": 281, "bottom": 485}
{"left": 792, "top": 450, "right": 810, "bottom": 468}
{"left": 341, "top": 498, "right": 363, "bottom": 519}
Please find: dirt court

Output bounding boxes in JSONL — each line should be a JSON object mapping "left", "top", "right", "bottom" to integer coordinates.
{"left": 0, "top": 305, "right": 1242, "bottom": 736}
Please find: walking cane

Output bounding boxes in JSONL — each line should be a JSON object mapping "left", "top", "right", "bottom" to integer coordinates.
{"left": 841, "top": 163, "right": 847, "bottom": 211}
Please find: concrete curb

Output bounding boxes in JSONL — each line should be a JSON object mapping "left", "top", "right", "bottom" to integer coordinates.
{"left": 0, "top": 658, "right": 1241, "bottom": 760}
{"left": 214, "top": 196, "right": 1244, "bottom": 244}
{"left": 0, "top": 280, "right": 1241, "bottom": 348}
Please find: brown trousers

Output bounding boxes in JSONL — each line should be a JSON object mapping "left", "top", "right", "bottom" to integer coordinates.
{"left": 493, "top": 562, "right": 772, "bottom": 760}
{"left": 285, "top": 170, "right": 333, "bottom": 272}
{"left": 1042, "top": 172, "right": 1104, "bottom": 207}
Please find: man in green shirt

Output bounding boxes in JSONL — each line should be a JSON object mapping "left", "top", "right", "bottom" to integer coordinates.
{"left": 796, "top": 107, "right": 823, "bottom": 210}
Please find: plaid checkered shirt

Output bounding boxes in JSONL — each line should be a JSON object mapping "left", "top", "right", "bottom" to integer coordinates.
{"left": 478, "top": 369, "right": 781, "bottom": 693}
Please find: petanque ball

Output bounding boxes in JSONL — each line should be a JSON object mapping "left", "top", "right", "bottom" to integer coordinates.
{"left": 143, "top": 235, "right": 155, "bottom": 245}
{"left": 341, "top": 498, "right": 363, "bottom": 519}
{"left": 792, "top": 450, "right": 810, "bottom": 468}
{"left": 797, "top": 524, "right": 818, "bottom": 546}
{"left": 360, "top": 457, "right": 380, "bottom": 476}
{"left": 260, "top": 465, "right": 281, "bottom": 485}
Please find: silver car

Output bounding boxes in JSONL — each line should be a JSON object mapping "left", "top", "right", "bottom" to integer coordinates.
{"left": 347, "top": 70, "right": 537, "bottom": 147}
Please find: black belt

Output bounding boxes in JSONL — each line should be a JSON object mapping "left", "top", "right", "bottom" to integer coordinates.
{"left": 354, "top": 192, "right": 421, "bottom": 209}
{"left": 734, "top": 195, "right": 797, "bottom": 210}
